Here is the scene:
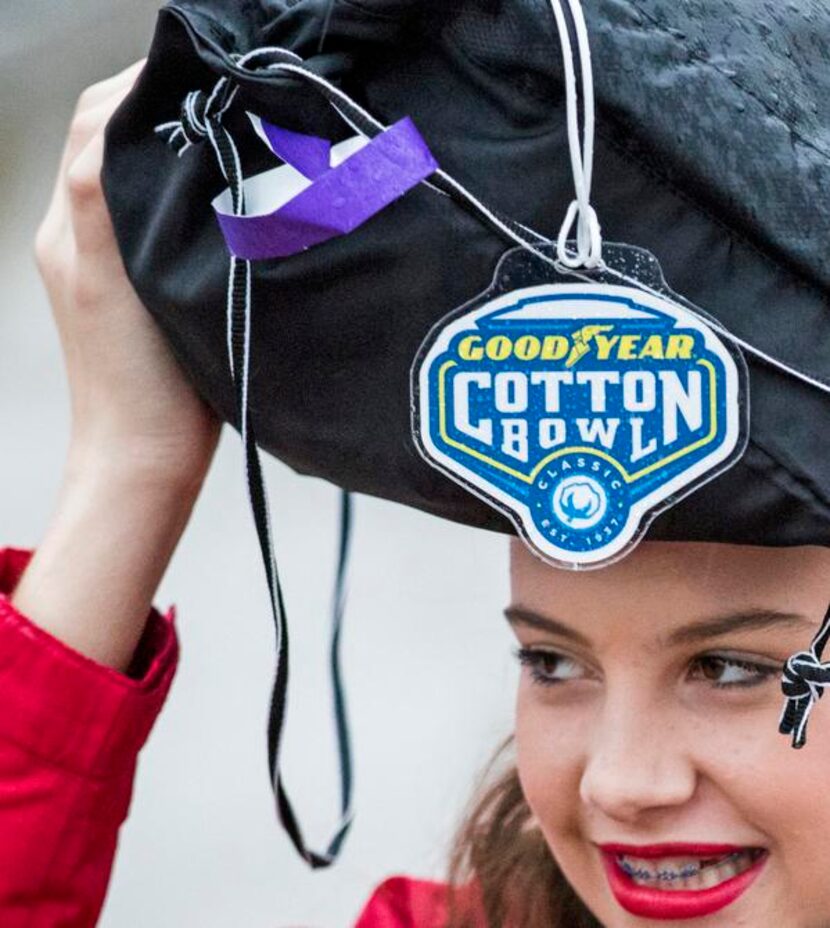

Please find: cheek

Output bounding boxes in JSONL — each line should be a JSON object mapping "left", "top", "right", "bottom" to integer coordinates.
{"left": 744, "top": 739, "right": 830, "bottom": 905}
{"left": 514, "top": 682, "right": 585, "bottom": 843}
{"left": 703, "top": 714, "right": 830, "bottom": 918}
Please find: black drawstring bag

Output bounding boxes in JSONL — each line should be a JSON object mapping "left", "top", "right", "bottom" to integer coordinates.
{"left": 102, "top": 0, "right": 830, "bottom": 865}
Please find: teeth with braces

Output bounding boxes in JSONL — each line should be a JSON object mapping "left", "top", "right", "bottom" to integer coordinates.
{"left": 619, "top": 860, "right": 702, "bottom": 882}
{"left": 618, "top": 851, "right": 746, "bottom": 884}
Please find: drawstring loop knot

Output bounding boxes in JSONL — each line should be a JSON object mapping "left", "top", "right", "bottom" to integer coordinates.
{"left": 178, "top": 89, "right": 210, "bottom": 145}
{"left": 155, "top": 78, "right": 238, "bottom": 157}
{"left": 780, "top": 604, "right": 830, "bottom": 749}
{"left": 557, "top": 198, "right": 602, "bottom": 269}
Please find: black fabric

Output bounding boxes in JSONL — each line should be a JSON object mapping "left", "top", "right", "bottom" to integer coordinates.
{"left": 102, "top": 0, "right": 830, "bottom": 548}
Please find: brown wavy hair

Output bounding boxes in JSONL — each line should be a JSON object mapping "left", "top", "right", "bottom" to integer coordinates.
{"left": 446, "top": 739, "right": 601, "bottom": 928}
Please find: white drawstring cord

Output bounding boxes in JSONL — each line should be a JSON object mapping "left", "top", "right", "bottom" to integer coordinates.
{"left": 538, "top": 247, "right": 830, "bottom": 397}
{"left": 548, "top": 0, "right": 602, "bottom": 269}
{"left": 233, "top": 46, "right": 304, "bottom": 67}
{"left": 156, "top": 27, "right": 830, "bottom": 779}
{"left": 224, "top": 43, "right": 830, "bottom": 400}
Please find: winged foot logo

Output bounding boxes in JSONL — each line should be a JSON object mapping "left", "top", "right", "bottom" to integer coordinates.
{"left": 414, "top": 283, "right": 744, "bottom": 567}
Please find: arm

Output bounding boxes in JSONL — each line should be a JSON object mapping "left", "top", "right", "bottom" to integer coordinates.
{"left": 0, "top": 465, "right": 199, "bottom": 927}
{"left": 0, "top": 59, "right": 221, "bottom": 927}
{"left": 0, "top": 539, "right": 177, "bottom": 928}
{"left": 11, "top": 449, "right": 205, "bottom": 673}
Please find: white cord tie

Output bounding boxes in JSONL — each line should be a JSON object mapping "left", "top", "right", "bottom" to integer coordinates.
{"left": 549, "top": 0, "right": 603, "bottom": 269}
{"left": 557, "top": 198, "right": 602, "bottom": 268}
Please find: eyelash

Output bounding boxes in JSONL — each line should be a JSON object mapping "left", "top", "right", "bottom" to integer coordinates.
{"left": 516, "top": 647, "right": 585, "bottom": 687}
{"left": 688, "top": 654, "right": 780, "bottom": 689}
{"left": 515, "top": 648, "right": 781, "bottom": 689}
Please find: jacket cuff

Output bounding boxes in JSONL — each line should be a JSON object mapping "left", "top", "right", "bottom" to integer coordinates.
{"left": 0, "top": 546, "right": 179, "bottom": 779}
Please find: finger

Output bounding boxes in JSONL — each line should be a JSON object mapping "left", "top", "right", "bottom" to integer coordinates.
{"left": 64, "top": 60, "right": 145, "bottom": 173}
{"left": 43, "top": 98, "right": 119, "bottom": 239}
{"left": 65, "top": 122, "right": 114, "bottom": 255}
{"left": 35, "top": 61, "right": 144, "bottom": 288}
{"left": 50, "top": 61, "right": 144, "bottom": 207}
{"left": 73, "top": 58, "right": 147, "bottom": 116}
{"left": 48, "top": 74, "right": 142, "bottom": 235}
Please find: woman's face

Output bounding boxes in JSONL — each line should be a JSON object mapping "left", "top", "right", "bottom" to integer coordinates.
{"left": 510, "top": 539, "right": 830, "bottom": 928}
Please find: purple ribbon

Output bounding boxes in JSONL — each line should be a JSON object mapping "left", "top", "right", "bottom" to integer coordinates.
{"left": 259, "top": 121, "right": 332, "bottom": 180}
{"left": 214, "top": 116, "right": 439, "bottom": 261}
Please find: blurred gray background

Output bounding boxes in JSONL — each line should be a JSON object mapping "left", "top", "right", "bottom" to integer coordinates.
{"left": 1, "top": 3, "right": 515, "bottom": 926}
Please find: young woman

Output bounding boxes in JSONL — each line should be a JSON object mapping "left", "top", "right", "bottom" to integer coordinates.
{"left": 3, "top": 59, "right": 829, "bottom": 928}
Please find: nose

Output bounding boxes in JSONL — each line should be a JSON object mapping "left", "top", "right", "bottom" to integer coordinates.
{"left": 579, "top": 700, "right": 698, "bottom": 824}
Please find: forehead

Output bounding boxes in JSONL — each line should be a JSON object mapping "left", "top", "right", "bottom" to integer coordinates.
{"left": 509, "top": 539, "right": 830, "bottom": 628}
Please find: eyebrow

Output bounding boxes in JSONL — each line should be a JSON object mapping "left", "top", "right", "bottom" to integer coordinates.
{"left": 665, "top": 609, "right": 812, "bottom": 646}
{"left": 503, "top": 606, "right": 812, "bottom": 649}
{"left": 504, "top": 606, "right": 592, "bottom": 647}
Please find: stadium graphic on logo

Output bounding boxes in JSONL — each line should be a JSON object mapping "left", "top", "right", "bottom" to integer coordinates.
{"left": 413, "top": 282, "right": 746, "bottom": 567}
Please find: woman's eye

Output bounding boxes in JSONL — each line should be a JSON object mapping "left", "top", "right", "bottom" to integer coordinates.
{"left": 689, "top": 654, "right": 780, "bottom": 689}
{"left": 516, "top": 648, "right": 586, "bottom": 686}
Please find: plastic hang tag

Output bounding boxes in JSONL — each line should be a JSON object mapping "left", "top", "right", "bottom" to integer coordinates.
{"left": 412, "top": 242, "right": 749, "bottom": 569}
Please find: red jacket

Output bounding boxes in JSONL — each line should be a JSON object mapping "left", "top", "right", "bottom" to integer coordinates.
{"left": 0, "top": 546, "right": 481, "bottom": 927}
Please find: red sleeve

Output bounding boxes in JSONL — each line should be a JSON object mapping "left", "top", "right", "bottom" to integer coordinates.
{"left": 0, "top": 546, "right": 179, "bottom": 928}
{"left": 354, "top": 876, "right": 484, "bottom": 928}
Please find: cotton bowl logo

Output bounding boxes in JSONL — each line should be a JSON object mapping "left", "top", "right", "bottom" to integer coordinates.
{"left": 413, "top": 281, "right": 746, "bottom": 568}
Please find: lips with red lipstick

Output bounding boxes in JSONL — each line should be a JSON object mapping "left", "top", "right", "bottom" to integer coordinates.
{"left": 598, "top": 843, "right": 768, "bottom": 920}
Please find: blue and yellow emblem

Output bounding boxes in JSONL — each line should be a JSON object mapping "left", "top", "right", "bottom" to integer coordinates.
{"left": 413, "top": 281, "right": 746, "bottom": 567}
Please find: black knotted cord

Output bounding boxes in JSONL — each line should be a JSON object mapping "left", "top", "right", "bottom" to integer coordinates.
{"left": 780, "top": 603, "right": 830, "bottom": 749}
{"left": 156, "top": 79, "right": 354, "bottom": 868}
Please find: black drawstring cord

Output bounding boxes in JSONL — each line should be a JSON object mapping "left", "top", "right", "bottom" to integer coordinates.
{"left": 156, "top": 81, "right": 354, "bottom": 869}
{"left": 780, "top": 603, "right": 830, "bottom": 749}
{"left": 155, "top": 50, "right": 830, "bottom": 844}
{"left": 153, "top": 56, "right": 547, "bottom": 868}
